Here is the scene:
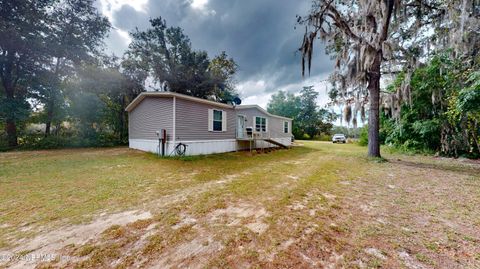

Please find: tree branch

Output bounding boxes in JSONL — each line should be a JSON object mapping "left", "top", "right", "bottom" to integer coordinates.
{"left": 380, "top": 0, "right": 395, "bottom": 42}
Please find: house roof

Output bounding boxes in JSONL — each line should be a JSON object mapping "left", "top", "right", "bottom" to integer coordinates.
{"left": 236, "top": 105, "right": 292, "bottom": 120}
{"left": 125, "top": 91, "right": 292, "bottom": 120}
{"left": 125, "top": 91, "right": 233, "bottom": 112}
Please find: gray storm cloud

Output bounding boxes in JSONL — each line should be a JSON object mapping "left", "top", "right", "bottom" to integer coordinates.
{"left": 100, "top": 0, "right": 334, "bottom": 107}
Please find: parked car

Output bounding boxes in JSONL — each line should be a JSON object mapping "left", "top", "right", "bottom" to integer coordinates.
{"left": 332, "top": 134, "right": 346, "bottom": 143}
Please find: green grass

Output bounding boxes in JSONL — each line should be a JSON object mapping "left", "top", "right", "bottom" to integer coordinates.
{"left": 0, "top": 142, "right": 452, "bottom": 234}
{"left": 0, "top": 144, "right": 319, "bottom": 246}
{"left": 1, "top": 141, "right": 479, "bottom": 268}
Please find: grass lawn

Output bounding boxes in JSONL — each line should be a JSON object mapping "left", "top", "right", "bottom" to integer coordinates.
{"left": 0, "top": 141, "right": 479, "bottom": 268}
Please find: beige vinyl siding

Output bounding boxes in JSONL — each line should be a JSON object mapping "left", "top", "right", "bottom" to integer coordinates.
{"left": 268, "top": 117, "right": 292, "bottom": 138}
{"left": 238, "top": 108, "right": 268, "bottom": 132}
{"left": 237, "top": 107, "right": 292, "bottom": 138}
{"left": 128, "top": 97, "right": 174, "bottom": 140}
{"left": 175, "top": 98, "right": 235, "bottom": 141}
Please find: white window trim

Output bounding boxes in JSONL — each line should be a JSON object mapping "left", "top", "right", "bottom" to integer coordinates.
{"left": 208, "top": 109, "right": 227, "bottom": 132}
{"left": 283, "top": 121, "right": 289, "bottom": 134}
{"left": 254, "top": 116, "right": 268, "bottom": 133}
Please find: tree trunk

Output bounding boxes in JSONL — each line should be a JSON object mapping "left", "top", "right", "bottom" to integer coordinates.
{"left": 4, "top": 91, "right": 18, "bottom": 147}
{"left": 46, "top": 58, "right": 62, "bottom": 136}
{"left": 2, "top": 51, "right": 18, "bottom": 147}
{"left": 117, "top": 95, "right": 123, "bottom": 141}
{"left": 367, "top": 53, "right": 382, "bottom": 158}
{"left": 471, "top": 119, "right": 480, "bottom": 154}
{"left": 3, "top": 83, "right": 17, "bottom": 145}
{"left": 45, "top": 123, "right": 51, "bottom": 136}
{"left": 45, "top": 103, "right": 53, "bottom": 136}
{"left": 6, "top": 118, "right": 18, "bottom": 147}
{"left": 54, "top": 122, "right": 61, "bottom": 136}
{"left": 4, "top": 87, "right": 18, "bottom": 147}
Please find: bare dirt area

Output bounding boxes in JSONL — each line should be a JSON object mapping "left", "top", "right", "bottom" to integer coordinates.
{"left": 0, "top": 142, "right": 479, "bottom": 268}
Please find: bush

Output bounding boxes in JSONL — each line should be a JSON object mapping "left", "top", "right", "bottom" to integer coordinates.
{"left": 17, "top": 131, "right": 125, "bottom": 150}
{"left": 314, "top": 134, "right": 332, "bottom": 141}
{"left": 0, "top": 135, "right": 9, "bottom": 152}
{"left": 346, "top": 138, "right": 358, "bottom": 144}
{"left": 358, "top": 125, "right": 368, "bottom": 146}
{"left": 20, "top": 135, "right": 69, "bottom": 150}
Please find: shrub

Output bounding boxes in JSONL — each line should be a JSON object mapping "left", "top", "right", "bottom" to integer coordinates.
{"left": 314, "top": 134, "right": 332, "bottom": 141}
{"left": 0, "top": 134, "right": 9, "bottom": 152}
{"left": 20, "top": 135, "right": 69, "bottom": 150}
{"left": 17, "top": 131, "right": 124, "bottom": 150}
{"left": 302, "top": 133, "right": 311, "bottom": 140}
{"left": 358, "top": 125, "right": 368, "bottom": 146}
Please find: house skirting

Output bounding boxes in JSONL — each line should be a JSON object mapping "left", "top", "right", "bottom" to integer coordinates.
{"left": 129, "top": 138, "right": 289, "bottom": 156}
{"left": 129, "top": 139, "right": 175, "bottom": 155}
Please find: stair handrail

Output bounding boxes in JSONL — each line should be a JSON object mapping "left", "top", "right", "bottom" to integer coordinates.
{"left": 238, "top": 128, "right": 290, "bottom": 141}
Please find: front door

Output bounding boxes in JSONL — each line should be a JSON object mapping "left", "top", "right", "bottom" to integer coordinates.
{"left": 237, "top": 115, "right": 245, "bottom": 138}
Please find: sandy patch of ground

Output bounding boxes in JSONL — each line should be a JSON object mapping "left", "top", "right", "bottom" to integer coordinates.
{"left": 0, "top": 210, "right": 151, "bottom": 269}
{"left": 209, "top": 203, "right": 270, "bottom": 234}
{"left": 140, "top": 202, "right": 270, "bottom": 268}
{"left": 149, "top": 235, "right": 223, "bottom": 269}
{"left": 145, "top": 172, "right": 247, "bottom": 209}
{"left": 327, "top": 159, "right": 480, "bottom": 268}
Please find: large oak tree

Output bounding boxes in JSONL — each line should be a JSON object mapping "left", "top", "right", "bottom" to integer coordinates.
{"left": 125, "top": 17, "right": 238, "bottom": 103}
{"left": 298, "top": 0, "right": 465, "bottom": 157}
{"left": 41, "top": 0, "right": 110, "bottom": 136}
{"left": 0, "top": 0, "right": 53, "bottom": 146}
{"left": 0, "top": 0, "right": 109, "bottom": 146}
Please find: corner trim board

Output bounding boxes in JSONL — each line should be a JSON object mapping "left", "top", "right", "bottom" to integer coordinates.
{"left": 172, "top": 96, "right": 176, "bottom": 147}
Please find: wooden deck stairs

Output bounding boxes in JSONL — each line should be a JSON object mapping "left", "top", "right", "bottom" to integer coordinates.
{"left": 237, "top": 130, "right": 290, "bottom": 149}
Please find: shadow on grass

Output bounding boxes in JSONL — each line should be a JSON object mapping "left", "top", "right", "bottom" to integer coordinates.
{"left": 389, "top": 158, "right": 480, "bottom": 177}
{"left": 366, "top": 156, "right": 389, "bottom": 163}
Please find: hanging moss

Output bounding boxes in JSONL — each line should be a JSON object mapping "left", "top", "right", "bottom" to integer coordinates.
{"left": 344, "top": 104, "right": 352, "bottom": 124}
{"left": 361, "top": 105, "right": 366, "bottom": 123}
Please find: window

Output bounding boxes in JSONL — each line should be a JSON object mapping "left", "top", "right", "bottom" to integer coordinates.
{"left": 209, "top": 109, "right": 226, "bottom": 132}
{"left": 213, "top": 110, "right": 223, "bottom": 131}
{"left": 284, "top": 121, "right": 289, "bottom": 133}
{"left": 255, "top": 117, "right": 267, "bottom": 132}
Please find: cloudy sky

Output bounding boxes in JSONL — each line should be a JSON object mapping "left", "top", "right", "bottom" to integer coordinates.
{"left": 97, "top": 0, "right": 334, "bottom": 108}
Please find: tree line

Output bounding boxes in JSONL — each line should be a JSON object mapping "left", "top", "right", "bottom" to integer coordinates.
{"left": 0, "top": 0, "right": 238, "bottom": 150}
{"left": 267, "top": 86, "right": 335, "bottom": 139}
{"left": 299, "top": 0, "right": 479, "bottom": 158}
{"left": 378, "top": 53, "right": 480, "bottom": 158}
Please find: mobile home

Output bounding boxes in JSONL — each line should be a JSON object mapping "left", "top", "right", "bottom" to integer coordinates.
{"left": 126, "top": 92, "right": 292, "bottom": 156}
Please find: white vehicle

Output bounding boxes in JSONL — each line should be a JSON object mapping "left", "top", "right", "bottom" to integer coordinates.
{"left": 332, "top": 134, "right": 346, "bottom": 143}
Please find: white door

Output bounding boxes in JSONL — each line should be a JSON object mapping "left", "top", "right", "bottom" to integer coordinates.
{"left": 237, "top": 115, "right": 245, "bottom": 138}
